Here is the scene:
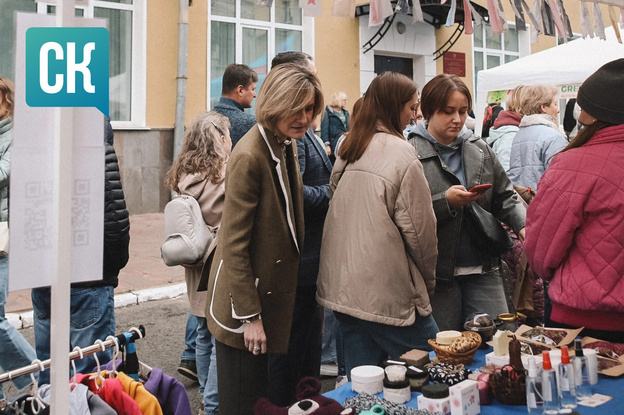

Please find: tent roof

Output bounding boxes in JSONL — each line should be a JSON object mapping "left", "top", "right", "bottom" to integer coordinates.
{"left": 474, "top": 26, "right": 624, "bottom": 135}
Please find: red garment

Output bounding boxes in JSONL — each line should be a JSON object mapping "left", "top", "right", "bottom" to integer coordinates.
{"left": 525, "top": 124, "right": 624, "bottom": 331}
{"left": 74, "top": 372, "right": 142, "bottom": 415}
{"left": 493, "top": 110, "right": 522, "bottom": 129}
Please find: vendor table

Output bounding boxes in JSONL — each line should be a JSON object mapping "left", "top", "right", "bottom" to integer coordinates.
{"left": 323, "top": 348, "right": 621, "bottom": 414}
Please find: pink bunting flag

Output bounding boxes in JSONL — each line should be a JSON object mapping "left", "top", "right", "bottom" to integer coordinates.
{"left": 333, "top": 0, "right": 356, "bottom": 18}
{"left": 608, "top": 5, "right": 623, "bottom": 43}
{"left": 299, "top": 0, "right": 322, "bottom": 17}
{"left": 369, "top": 0, "right": 394, "bottom": 27}
{"left": 463, "top": 0, "right": 474, "bottom": 34}
{"left": 487, "top": 0, "right": 505, "bottom": 33}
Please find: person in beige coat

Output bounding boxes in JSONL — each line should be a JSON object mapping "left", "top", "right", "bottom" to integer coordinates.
{"left": 165, "top": 111, "right": 231, "bottom": 415}
{"left": 316, "top": 72, "right": 439, "bottom": 376}
{"left": 206, "top": 63, "right": 324, "bottom": 414}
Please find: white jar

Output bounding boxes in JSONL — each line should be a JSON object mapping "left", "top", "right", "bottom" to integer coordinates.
{"left": 351, "top": 365, "right": 384, "bottom": 395}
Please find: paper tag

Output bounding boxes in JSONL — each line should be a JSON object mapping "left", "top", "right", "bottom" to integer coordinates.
{"left": 577, "top": 393, "right": 613, "bottom": 407}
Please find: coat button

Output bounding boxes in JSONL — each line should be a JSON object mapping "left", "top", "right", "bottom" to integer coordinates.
{"left": 267, "top": 291, "right": 273, "bottom": 295}
{"left": 276, "top": 259, "right": 281, "bottom": 264}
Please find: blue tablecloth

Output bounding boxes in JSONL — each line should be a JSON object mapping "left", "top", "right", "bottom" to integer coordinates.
{"left": 323, "top": 348, "right": 621, "bottom": 414}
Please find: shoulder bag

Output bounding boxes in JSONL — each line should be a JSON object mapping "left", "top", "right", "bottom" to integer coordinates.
{"left": 464, "top": 202, "right": 514, "bottom": 257}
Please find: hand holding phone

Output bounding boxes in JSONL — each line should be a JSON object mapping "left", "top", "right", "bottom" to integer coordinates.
{"left": 468, "top": 184, "right": 493, "bottom": 194}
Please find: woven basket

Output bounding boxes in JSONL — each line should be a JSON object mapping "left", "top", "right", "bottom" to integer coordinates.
{"left": 428, "top": 331, "right": 482, "bottom": 365}
{"left": 489, "top": 365, "right": 527, "bottom": 405}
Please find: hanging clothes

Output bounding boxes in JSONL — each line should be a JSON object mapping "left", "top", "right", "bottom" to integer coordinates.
{"left": 143, "top": 368, "right": 192, "bottom": 415}
{"left": 73, "top": 372, "right": 142, "bottom": 415}
{"left": 38, "top": 383, "right": 117, "bottom": 415}
{"left": 116, "top": 372, "right": 163, "bottom": 415}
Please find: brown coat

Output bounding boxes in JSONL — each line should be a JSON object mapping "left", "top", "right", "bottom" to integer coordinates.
{"left": 206, "top": 124, "right": 304, "bottom": 354}
{"left": 178, "top": 171, "right": 224, "bottom": 318}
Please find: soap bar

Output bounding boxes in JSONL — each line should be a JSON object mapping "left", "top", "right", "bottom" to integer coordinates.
{"left": 400, "top": 349, "right": 430, "bottom": 367}
{"left": 492, "top": 330, "right": 513, "bottom": 356}
{"left": 436, "top": 330, "right": 462, "bottom": 345}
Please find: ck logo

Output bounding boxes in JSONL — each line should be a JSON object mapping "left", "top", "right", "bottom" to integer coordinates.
{"left": 26, "top": 27, "right": 109, "bottom": 116}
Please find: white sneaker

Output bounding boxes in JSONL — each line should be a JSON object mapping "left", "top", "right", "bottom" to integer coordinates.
{"left": 320, "top": 363, "right": 338, "bottom": 377}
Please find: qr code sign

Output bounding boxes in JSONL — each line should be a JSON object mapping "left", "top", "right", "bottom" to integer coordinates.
{"left": 24, "top": 181, "right": 53, "bottom": 251}
{"left": 72, "top": 179, "right": 90, "bottom": 246}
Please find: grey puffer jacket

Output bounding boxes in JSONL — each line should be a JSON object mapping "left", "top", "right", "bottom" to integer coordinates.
{"left": 408, "top": 126, "right": 526, "bottom": 288}
{"left": 0, "top": 117, "right": 12, "bottom": 222}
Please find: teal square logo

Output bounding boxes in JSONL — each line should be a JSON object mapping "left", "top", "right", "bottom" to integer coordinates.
{"left": 26, "top": 27, "right": 109, "bottom": 117}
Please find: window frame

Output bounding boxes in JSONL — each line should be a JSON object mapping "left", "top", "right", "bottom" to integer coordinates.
{"left": 207, "top": 0, "right": 314, "bottom": 112}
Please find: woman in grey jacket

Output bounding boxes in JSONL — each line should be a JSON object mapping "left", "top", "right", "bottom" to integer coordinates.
{"left": 317, "top": 72, "right": 439, "bottom": 375}
{"left": 408, "top": 74, "right": 526, "bottom": 332}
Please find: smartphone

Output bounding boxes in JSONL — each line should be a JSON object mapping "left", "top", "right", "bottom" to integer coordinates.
{"left": 468, "top": 184, "right": 493, "bottom": 194}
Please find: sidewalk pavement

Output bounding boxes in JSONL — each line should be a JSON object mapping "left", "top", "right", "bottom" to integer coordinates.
{"left": 5, "top": 212, "right": 189, "bottom": 330}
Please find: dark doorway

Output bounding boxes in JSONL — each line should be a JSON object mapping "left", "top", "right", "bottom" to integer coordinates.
{"left": 374, "top": 55, "right": 414, "bottom": 79}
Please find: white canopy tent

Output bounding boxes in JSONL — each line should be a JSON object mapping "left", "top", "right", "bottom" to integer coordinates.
{"left": 474, "top": 26, "right": 624, "bottom": 136}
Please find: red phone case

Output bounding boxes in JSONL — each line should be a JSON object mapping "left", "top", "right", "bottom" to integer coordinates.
{"left": 469, "top": 184, "right": 493, "bottom": 193}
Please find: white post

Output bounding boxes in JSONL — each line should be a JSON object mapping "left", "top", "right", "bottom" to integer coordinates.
{"left": 50, "top": 0, "right": 74, "bottom": 414}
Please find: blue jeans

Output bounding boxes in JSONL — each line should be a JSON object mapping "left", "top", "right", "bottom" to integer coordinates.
{"left": 335, "top": 311, "right": 439, "bottom": 379}
{"left": 430, "top": 267, "right": 509, "bottom": 332}
{"left": 321, "top": 308, "right": 346, "bottom": 375}
{"left": 0, "top": 256, "right": 37, "bottom": 401}
{"left": 31, "top": 285, "right": 115, "bottom": 385}
{"left": 182, "top": 312, "right": 198, "bottom": 361}
{"left": 196, "top": 316, "right": 218, "bottom": 415}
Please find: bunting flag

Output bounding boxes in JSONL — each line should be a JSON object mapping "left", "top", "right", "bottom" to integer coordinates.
{"left": 546, "top": 0, "right": 567, "bottom": 40}
{"left": 256, "top": 0, "right": 273, "bottom": 6}
{"left": 540, "top": 0, "right": 555, "bottom": 37}
{"left": 412, "top": 0, "right": 425, "bottom": 22}
{"left": 531, "top": 0, "right": 543, "bottom": 42}
{"left": 487, "top": 0, "right": 505, "bottom": 33}
{"left": 463, "top": 0, "right": 474, "bottom": 34}
{"left": 520, "top": 0, "right": 541, "bottom": 31}
{"left": 446, "top": 0, "right": 458, "bottom": 27}
{"left": 395, "top": 0, "right": 410, "bottom": 14}
{"left": 593, "top": 2, "right": 606, "bottom": 39}
{"left": 369, "top": 0, "right": 394, "bottom": 27}
{"left": 496, "top": 0, "right": 509, "bottom": 30}
{"left": 556, "top": 0, "right": 573, "bottom": 39}
{"left": 608, "top": 5, "right": 623, "bottom": 42}
{"left": 621, "top": 7, "right": 624, "bottom": 28}
{"left": 333, "top": 0, "right": 356, "bottom": 18}
{"left": 580, "top": 1, "right": 593, "bottom": 38}
{"left": 469, "top": 1, "right": 484, "bottom": 25}
{"left": 510, "top": 0, "right": 527, "bottom": 31}
{"left": 299, "top": 0, "right": 322, "bottom": 17}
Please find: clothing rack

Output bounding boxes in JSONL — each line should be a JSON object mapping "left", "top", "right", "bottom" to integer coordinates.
{"left": 0, "top": 325, "right": 146, "bottom": 385}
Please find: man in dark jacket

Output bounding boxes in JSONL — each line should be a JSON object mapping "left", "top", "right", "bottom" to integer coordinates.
{"left": 31, "top": 137, "right": 130, "bottom": 384}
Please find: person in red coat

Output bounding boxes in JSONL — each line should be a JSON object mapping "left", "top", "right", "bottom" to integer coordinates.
{"left": 525, "top": 58, "right": 624, "bottom": 343}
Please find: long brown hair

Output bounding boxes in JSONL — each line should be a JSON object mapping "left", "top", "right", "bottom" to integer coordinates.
{"left": 338, "top": 72, "right": 417, "bottom": 163}
{"left": 165, "top": 111, "right": 230, "bottom": 192}
{"left": 560, "top": 120, "right": 614, "bottom": 153}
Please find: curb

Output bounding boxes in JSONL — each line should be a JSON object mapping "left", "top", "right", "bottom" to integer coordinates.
{"left": 7, "top": 282, "right": 188, "bottom": 331}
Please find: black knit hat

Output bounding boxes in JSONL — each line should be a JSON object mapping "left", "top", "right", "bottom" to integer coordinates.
{"left": 577, "top": 58, "right": 624, "bottom": 125}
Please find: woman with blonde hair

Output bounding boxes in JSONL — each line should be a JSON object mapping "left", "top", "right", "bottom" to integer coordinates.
{"left": 317, "top": 72, "right": 438, "bottom": 374}
{"left": 508, "top": 84, "right": 567, "bottom": 190}
{"left": 206, "top": 63, "right": 323, "bottom": 413}
{"left": 321, "top": 91, "right": 349, "bottom": 162}
{"left": 165, "top": 110, "right": 231, "bottom": 415}
{"left": 487, "top": 85, "right": 525, "bottom": 173}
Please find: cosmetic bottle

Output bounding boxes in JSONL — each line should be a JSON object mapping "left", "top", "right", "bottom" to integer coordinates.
{"left": 542, "top": 351, "right": 560, "bottom": 414}
{"left": 573, "top": 339, "right": 592, "bottom": 399}
{"left": 558, "top": 346, "right": 577, "bottom": 409}
{"left": 526, "top": 356, "right": 543, "bottom": 414}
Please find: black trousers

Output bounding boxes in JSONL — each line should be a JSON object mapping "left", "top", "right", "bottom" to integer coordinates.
{"left": 268, "top": 285, "right": 323, "bottom": 406}
{"left": 215, "top": 339, "right": 268, "bottom": 415}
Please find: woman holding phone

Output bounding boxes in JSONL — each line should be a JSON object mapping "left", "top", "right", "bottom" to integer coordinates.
{"left": 408, "top": 74, "right": 526, "bottom": 332}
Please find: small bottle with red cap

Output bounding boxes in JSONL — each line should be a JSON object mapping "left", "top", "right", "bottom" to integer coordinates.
{"left": 542, "top": 350, "right": 560, "bottom": 414}
{"left": 558, "top": 346, "right": 577, "bottom": 409}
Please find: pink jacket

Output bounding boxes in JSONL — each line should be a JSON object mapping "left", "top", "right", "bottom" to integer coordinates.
{"left": 525, "top": 124, "right": 624, "bottom": 331}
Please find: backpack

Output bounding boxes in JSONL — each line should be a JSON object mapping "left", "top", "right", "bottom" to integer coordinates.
{"left": 161, "top": 195, "right": 214, "bottom": 266}
{"left": 482, "top": 103, "right": 502, "bottom": 138}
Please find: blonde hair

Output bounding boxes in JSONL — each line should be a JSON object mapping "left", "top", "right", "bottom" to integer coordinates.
{"left": 255, "top": 63, "right": 324, "bottom": 132}
{"left": 329, "top": 92, "right": 347, "bottom": 108}
{"left": 518, "top": 85, "right": 558, "bottom": 116}
{"left": 165, "top": 111, "right": 230, "bottom": 192}
{"left": 506, "top": 85, "right": 526, "bottom": 114}
{"left": 0, "top": 77, "right": 15, "bottom": 119}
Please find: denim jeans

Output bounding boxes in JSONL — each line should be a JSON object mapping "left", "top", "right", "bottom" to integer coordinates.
{"left": 196, "top": 316, "right": 218, "bottom": 415}
{"left": 182, "top": 312, "right": 198, "bottom": 361}
{"left": 335, "top": 311, "right": 439, "bottom": 379}
{"left": 31, "top": 285, "right": 115, "bottom": 385}
{"left": 0, "top": 256, "right": 37, "bottom": 401}
{"left": 321, "top": 308, "right": 346, "bottom": 375}
{"left": 430, "top": 267, "right": 509, "bottom": 332}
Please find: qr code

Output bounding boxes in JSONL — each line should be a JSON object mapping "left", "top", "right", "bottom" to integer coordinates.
{"left": 23, "top": 181, "right": 53, "bottom": 251}
{"left": 72, "top": 179, "right": 90, "bottom": 246}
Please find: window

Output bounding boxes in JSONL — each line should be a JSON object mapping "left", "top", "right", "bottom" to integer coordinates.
{"left": 208, "top": 0, "right": 312, "bottom": 111}
{"left": 0, "top": 0, "right": 146, "bottom": 126}
{"left": 472, "top": 23, "right": 526, "bottom": 92}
